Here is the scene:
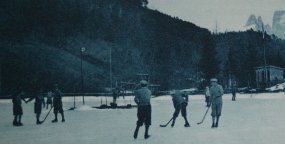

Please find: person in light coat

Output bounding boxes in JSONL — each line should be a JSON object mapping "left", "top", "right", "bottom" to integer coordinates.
{"left": 205, "top": 86, "right": 211, "bottom": 107}
{"left": 209, "top": 78, "right": 224, "bottom": 128}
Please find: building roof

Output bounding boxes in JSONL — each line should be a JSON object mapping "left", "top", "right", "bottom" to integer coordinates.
{"left": 255, "top": 65, "right": 284, "bottom": 70}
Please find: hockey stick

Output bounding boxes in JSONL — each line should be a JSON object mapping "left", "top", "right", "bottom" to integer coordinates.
{"left": 197, "top": 96, "right": 220, "bottom": 125}
{"left": 160, "top": 117, "right": 173, "bottom": 127}
{"left": 41, "top": 106, "right": 53, "bottom": 123}
{"left": 197, "top": 105, "right": 211, "bottom": 125}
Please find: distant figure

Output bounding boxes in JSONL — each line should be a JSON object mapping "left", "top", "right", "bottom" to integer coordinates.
{"left": 112, "top": 87, "right": 120, "bottom": 104}
{"left": 133, "top": 80, "right": 152, "bottom": 139}
{"left": 12, "top": 89, "right": 27, "bottom": 126}
{"left": 52, "top": 84, "right": 65, "bottom": 123}
{"left": 205, "top": 86, "right": 211, "bottom": 107}
{"left": 170, "top": 90, "right": 190, "bottom": 127}
{"left": 209, "top": 78, "right": 224, "bottom": 128}
{"left": 231, "top": 84, "right": 237, "bottom": 101}
{"left": 26, "top": 89, "right": 46, "bottom": 124}
{"left": 46, "top": 90, "right": 53, "bottom": 109}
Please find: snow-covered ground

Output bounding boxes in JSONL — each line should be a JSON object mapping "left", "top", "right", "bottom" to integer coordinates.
{"left": 1, "top": 93, "right": 285, "bottom": 144}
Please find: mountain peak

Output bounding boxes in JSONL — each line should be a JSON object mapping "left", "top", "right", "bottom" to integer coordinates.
{"left": 244, "top": 11, "right": 285, "bottom": 39}
{"left": 272, "top": 10, "right": 285, "bottom": 39}
{"left": 245, "top": 14, "right": 257, "bottom": 27}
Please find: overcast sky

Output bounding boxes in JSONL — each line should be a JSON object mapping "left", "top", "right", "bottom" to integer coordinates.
{"left": 148, "top": 0, "right": 285, "bottom": 32}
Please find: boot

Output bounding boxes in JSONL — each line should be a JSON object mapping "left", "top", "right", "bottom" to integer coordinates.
{"left": 183, "top": 116, "right": 190, "bottom": 127}
{"left": 52, "top": 119, "right": 58, "bottom": 123}
{"left": 211, "top": 123, "right": 215, "bottom": 128}
{"left": 211, "top": 117, "right": 215, "bottom": 128}
{"left": 133, "top": 126, "right": 140, "bottom": 139}
{"left": 52, "top": 113, "right": 58, "bottom": 123}
{"left": 144, "top": 125, "right": 150, "bottom": 139}
{"left": 36, "top": 114, "right": 42, "bottom": 125}
{"left": 18, "top": 115, "right": 23, "bottom": 126}
{"left": 184, "top": 123, "right": 190, "bottom": 127}
{"left": 13, "top": 116, "right": 18, "bottom": 126}
{"left": 61, "top": 112, "right": 65, "bottom": 122}
{"left": 215, "top": 122, "right": 219, "bottom": 128}
{"left": 215, "top": 116, "right": 220, "bottom": 128}
{"left": 37, "top": 121, "right": 42, "bottom": 125}
{"left": 171, "top": 118, "right": 176, "bottom": 127}
{"left": 52, "top": 118, "right": 58, "bottom": 123}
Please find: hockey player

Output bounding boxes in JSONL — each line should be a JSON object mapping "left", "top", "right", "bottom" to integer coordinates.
{"left": 46, "top": 90, "right": 53, "bottom": 109}
{"left": 231, "top": 84, "right": 237, "bottom": 101}
{"left": 12, "top": 89, "right": 27, "bottom": 126}
{"left": 112, "top": 87, "right": 120, "bottom": 104}
{"left": 170, "top": 90, "right": 190, "bottom": 127}
{"left": 209, "top": 78, "right": 224, "bottom": 128}
{"left": 133, "top": 80, "right": 152, "bottom": 139}
{"left": 205, "top": 86, "right": 211, "bottom": 107}
{"left": 26, "top": 89, "right": 46, "bottom": 124}
{"left": 52, "top": 84, "right": 65, "bottom": 123}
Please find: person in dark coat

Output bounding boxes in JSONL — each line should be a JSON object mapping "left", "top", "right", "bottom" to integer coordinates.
{"left": 170, "top": 90, "right": 190, "bottom": 127}
{"left": 46, "top": 90, "right": 53, "bottom": 109}
{"left": 231, "top": 84, "right": 237, "bottom": 101}
{"left": 52, "top": 84, "right": 65, "bottom": 123}
{"left": 133, "top": 80, "right": 152, "bottom": 139}
{"left": 12, "top": 90, "right": 27, "bottom": 126}
{"left": 209, "top": 78, "right": 224, "bottom": 128}
{"left": 111, "top": 87, "right": 120, "bottom": 107}
{"left": 26, "top": 89, "right": 46, "bottom": 124}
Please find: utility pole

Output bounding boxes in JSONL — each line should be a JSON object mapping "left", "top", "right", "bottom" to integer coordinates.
{"left": 213, "top": 20, "right": 219, "bottom": 34}
{"left": 110, "top": 47, "right": 112, "bottom": 89}
{"left": 262, "top": 23, "right": 267, "bottom": 88}
{"left": 262, "top": 24, "right": 266, "bottom": 67}
{"left": 81, "top": 47, "right": 86, "bottom": 105}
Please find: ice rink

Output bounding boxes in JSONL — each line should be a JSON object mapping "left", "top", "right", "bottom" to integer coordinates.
{"left": 1, "top": 93, "right": 285, "bottom": 144}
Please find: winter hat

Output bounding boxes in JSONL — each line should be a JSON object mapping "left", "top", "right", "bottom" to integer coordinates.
{"left": 140, "top": 80, "right": 148, "bottom": 85}
{"left": 210, "top": 78, "right": 218, "bottom": 82}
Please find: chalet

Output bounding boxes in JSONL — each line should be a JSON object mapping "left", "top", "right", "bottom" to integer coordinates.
{"left": 255, "top": 65, "right": 284, "bottom": 88}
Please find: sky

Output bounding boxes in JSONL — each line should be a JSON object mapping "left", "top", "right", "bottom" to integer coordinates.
{"left": 148, "top": 0, "right": 285, "bottom": 32}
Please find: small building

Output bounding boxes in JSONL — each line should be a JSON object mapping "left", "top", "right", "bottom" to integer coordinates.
{"left": 255, "top": 65, "right": 284, "bottom": 88}
{"left": 0, "top": 64, "right": 1, "bottom": 95}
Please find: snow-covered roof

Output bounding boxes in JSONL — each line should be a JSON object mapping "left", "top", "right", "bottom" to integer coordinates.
{"left": 255, "top": 65, "right": 284, "bottom": 70}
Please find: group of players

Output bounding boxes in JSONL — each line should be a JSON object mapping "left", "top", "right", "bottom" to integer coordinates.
{"left": 12, "top": 84, "right": 65, "bottom": 126}
{"left": 133, "top": 78, "right": 224, "bottom": 139}
{"left": 11, "top": 78, "right": 225, "bottom": 141}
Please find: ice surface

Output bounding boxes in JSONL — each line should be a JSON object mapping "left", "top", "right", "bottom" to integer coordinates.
{"left": 1, "top": 93, "right": 285, "bottom": 144}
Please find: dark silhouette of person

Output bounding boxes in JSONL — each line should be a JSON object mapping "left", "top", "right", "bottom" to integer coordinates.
{"left": 51, "top": 84, "right": 65, "bottom": 123}
{"left": 133, "top": 80, "right": 152, "bottom": 139}
{"left": 12, "top": 88, "right": 27, "bottom": 126}
{"left": 170, "top": 90, "right": 190, "bottom": 127}
{"left": 26, "top": 89, "right": 45, "bottom": 124}
{"left": 46, "top": 90, "right": 53, "bottom": 109}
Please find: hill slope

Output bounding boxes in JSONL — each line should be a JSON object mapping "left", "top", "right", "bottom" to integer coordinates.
{"left": 0, "top": 0, "right": 210, "bottom": 93}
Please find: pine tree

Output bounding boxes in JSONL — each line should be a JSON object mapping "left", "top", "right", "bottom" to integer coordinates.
{"left": 225, "top": 46, "right": 238, "bottom": 78}
{"left": 199, "top": 35, "right": 220, "bottom": 81}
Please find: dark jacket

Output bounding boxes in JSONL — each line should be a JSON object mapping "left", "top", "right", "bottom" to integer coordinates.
{"left": 27, "top": 93, "right": 45, "bottom": 113}
{"left": 12, "top": 92, "right": 26, "bottom": 115}
{"left": 171, "top": 90, "right": 187, "bottom": 108}
{"left": 53, "top": 89, "right": 63, "bottom": 103}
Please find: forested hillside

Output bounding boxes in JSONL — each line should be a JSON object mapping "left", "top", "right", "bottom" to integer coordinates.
{"left": 1, "top": 0, "right": 285, "bottom": 94}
